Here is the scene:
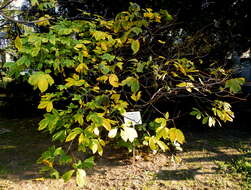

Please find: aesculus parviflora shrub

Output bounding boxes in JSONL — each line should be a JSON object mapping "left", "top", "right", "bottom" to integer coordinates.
{"left": 6, "top": 3, "right": 244, "bottom": 186}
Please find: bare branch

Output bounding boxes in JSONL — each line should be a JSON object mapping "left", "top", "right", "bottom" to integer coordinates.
{"left": 0, "top": 11, "right": 52, "bottom": 24}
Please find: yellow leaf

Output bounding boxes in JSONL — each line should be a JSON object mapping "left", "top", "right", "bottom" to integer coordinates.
{"left": 76, "top": 63, "right": 88, "bottom": 73}
{"left": 111, "top": 94, "right": 120, "bottom": 103}
{"left": 100, "top": 42, "right": 108, "bottom": 51}
{"left": 97, "top": 75, "right": 108, "bottom": 82}
{"left": 36, "top": 15, "right": 51, "bottom": 26}
{"left": 109, "top": 74, "right": 119, "bottom": 87}
{"left": 38, "top": 78, "right": 49, "bottom": 93}
{"left": 158, "top": 40, "right": 166, "bottom": 44}
{"left": 155, "top": 15, "right": 161, "bottom": 23}
{"left": 131, "top": 91, "right": 141, "bottom": 102}
{"left": 169, "top": 128, "right": 185, "bottom": 144}
{"left": 42, "top": 159, "right": 53, "bottom": 168}
{"left": 74, "top": 44, "right": 84, "bottom": 49}
{"left": 14, "top": 36, "right": 22, "bottom": 51}
{"left": 46, "top": 101, "right": 53, "bottom": 112}
{"left": 82, "top": 50, "right": 89, "bottom": 57}
{"left": 28, "top": 72, "right": 54, "bottom": 93}
{"left": 144, "top": 12, "right": 154, "bottom": 19}
{"left": 33, "top": 177, "right": 45, "bottom": 181}
{"left": 103, "top": 119, "right": 111, "bottom": 131}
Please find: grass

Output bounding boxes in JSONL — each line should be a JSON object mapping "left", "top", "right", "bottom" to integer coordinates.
{"left": 216, "top": 146, "right": 251, "bottom": 190}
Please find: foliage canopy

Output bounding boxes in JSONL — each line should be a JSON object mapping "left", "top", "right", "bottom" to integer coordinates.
{"left": 1, "top": 1, "right": 248, "bottom": 186}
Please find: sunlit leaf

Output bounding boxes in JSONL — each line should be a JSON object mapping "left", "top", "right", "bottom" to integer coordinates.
{"left": 66, "top": 128, "right": 83, "bottom": 142}
{"left": 168, "top": 128, "right": 185, "bottom": 144}
{"left": 62, "top": 170, "right": 75, "bottom": 182}
{"left": 109, "top": 74, "right": 119, "bottom": 87}
{"left": 38, "top": 101, "right": 53, "bottom": 112}
{"left": 76, "top": 169, "right": 86, "bottom": 187}
{"left": 131, "top": 91, "right": 141, "bottom": 102}
{"left": 28, "top": 72, "right": 54, "bottom": 93}
{"left": 108, "top": 128, "right": 118, "bottom": 138}
{"left": 121, "top": 127, "right": 138, "bottom": 142}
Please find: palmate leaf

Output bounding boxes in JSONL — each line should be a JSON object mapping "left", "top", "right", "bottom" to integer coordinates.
{"left": 225, "top": 78, "right": 245, "bottom": 93}
{"left": 28, "top": 72, "right": 54, "bottom": 92}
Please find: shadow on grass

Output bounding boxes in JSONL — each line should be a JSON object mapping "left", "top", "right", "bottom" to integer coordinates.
{"left": 0, "top": 118, "right": 51, "bottom": 180}
{"left": 156, "top": 126, "right": 251, "bottom": 181}
{"left": 1, "top": 117, "right": 251, "bottom": 186}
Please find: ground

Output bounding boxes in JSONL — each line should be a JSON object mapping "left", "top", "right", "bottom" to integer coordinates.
{"left": 0, "top": 118, "right": 250, "bottom": 190}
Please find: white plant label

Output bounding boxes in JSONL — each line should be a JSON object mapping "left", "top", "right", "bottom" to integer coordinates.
{"left": 123, "top": 111, "right": 142, "bottom": 126}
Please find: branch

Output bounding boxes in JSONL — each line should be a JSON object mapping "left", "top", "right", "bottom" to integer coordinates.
{"left": 0, "top": 11, "right": 52, "bottom": 24}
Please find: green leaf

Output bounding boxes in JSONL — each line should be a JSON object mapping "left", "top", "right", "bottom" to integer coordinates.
{"left": 131, "top": 39, "right": 140, "bottom": 55}
{"left": 74, "top": 113, "right": 84, "bottom": 125}
{"left": 76, "top": 169, "right": 87, "bottom": 187}
{"left": 62, "top": 170, "right": 75, "bottom": 182}
{"left": 83, "top": 156, "right": 95, "bottom": 169}
{"left": 50, "top": 169, "right": 60, "bottom": 179}
{"left": 66, "top": 128, "right": 83, "bottom": 142}
{"left": 121, "top": 76, "right": 140, "bottom": 93}
{"left": 225, "top": 78, "right": 245, "bottom": 93}
{"left": 38, "top": 113, "right": 59, "bottom": 133}
{"left": 52, "top": 130, "right": 66, "bottom": 142}
{"left": 100, "top": 53, "right": 116, "bottom": 62}
{"left": 168, "top": 128, "right": 185, "bottom": 144}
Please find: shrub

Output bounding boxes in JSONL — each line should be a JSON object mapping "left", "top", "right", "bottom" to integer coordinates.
{"left": 5, "top": 3, "right": 244, "bottom": 186}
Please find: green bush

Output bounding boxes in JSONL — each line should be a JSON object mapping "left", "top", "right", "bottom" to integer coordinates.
{"left": 5, "top": 3, "right": 244, "bottom": 186}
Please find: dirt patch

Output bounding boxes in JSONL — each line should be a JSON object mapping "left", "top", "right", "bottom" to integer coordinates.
{"left": 0, "top": 119, "right": 250, "bottom": 190}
